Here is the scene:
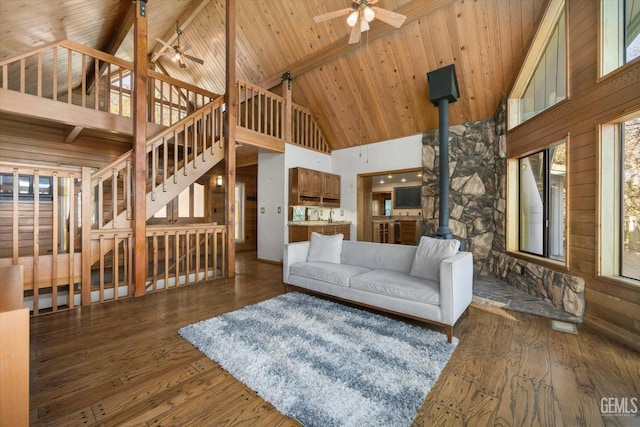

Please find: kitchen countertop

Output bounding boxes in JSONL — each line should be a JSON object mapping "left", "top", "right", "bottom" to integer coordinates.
{"left": 372, "top": 216, "right": 422, "bottom": 222}
{"left": 288, "top": 221, "right": 351, "bottom": 226}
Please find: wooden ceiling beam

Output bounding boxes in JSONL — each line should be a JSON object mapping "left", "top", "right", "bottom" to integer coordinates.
{"left": 150, "top": 0, "right": 211, "bottom": 64}
{"left": 86, "top": 2, "right": 136, "bottom": 93}
{"left": 64, "top": 126, "right": 83, "bottom": 144}
{"left": 257, "top": 0, "right": 453, "bottom": 90}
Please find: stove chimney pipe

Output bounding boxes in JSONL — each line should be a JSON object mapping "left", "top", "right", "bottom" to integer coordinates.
{"left": 427, "top": 64, "right": 459, "bottom": 240}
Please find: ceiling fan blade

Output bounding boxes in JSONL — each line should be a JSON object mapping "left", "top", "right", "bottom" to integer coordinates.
{"left": 371, "top": 6, "right": 406, "bottom": 28}
{"left": 313, "top": 7, "right": 352, "bottom": 23}
{"left": 349, "top": 19, "right": 361, "bottom": 44}
{"left": 183, "top": 54, "right": 204, "bottom": 65}
{"left": 360, "top": 18, "right": 370, "bottom": 32}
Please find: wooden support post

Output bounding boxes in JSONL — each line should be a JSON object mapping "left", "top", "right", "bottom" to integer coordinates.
{"left": 282, "top": 72, "right": 292, "bottom": 143}
{"left": 225, "top": 0, "right": 237, "bottom": 277}
{"left": 81, "top": 167, "right": 91, "bottom": 305}
{"left": 133, "top": 0, "right": 148, "bottom": 296}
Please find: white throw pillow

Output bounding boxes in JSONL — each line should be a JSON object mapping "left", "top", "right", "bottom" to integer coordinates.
{"left": 409, "top": 236, "right": 460, "bottom": 281}
{"left": 307, "top": 232, "right": 344, "bottom": 264}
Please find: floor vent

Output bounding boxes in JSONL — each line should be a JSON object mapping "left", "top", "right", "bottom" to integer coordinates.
{"left": 551, "top": 320, "right": 578, "bottom": 334}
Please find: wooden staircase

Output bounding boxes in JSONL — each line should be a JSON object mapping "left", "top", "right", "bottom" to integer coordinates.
{"left": 91, "top": 97, "right": 225, "bottom": 231}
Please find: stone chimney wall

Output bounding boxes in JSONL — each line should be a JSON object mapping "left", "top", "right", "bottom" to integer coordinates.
{"left": 421, "top": 98, "right": 584, "bottom": 317}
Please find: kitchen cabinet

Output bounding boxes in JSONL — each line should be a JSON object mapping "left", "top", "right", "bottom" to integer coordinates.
{"left": 395, "top": 220, "right": 421, "bottom": 245}
{"left": 321, "top": 173, "right": 341, "bottom": 206}
{"left": 288, "top": 223, "right": 350, "bottom": 242}
{"left": 289, "top": 167, "right": 341, "bottom": 207}
{"left": 372, "top": 221, "right": 394, "bottom": 243}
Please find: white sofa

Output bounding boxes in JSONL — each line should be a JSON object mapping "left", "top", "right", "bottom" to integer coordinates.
{"left": 283, "top": 233, "right": 473, "bottom": 342}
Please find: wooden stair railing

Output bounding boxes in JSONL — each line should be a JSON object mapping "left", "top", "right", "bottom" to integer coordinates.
{"left": 90, "top": 97, "right": 225, "bottom": 231}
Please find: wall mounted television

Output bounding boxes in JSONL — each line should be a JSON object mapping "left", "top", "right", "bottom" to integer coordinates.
{"left": 394, "top": 186, "right": 421, "bottom": 208}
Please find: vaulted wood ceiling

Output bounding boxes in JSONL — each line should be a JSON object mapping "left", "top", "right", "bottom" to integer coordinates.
{"left": 0, "top": 0, "right": 547, "bottom": 151}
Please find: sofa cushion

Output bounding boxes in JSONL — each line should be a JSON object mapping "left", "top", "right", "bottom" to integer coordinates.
{"left": 341, "top": 240, "right": 416, "bottom": 273}
{"left": 350, "top": 269, "right": 440, "bottom": 305}
{"left": 290, "top": 262, "right": 370, "bottom": 287}
{"left": 307, "top": 232, "right": 343, "bottom": 264}
{"left": 409, "top": 236, "right": 460, "bottom": 281}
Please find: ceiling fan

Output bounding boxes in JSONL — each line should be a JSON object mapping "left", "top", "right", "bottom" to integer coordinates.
{"left": 313, "top": 0, "right": 407, "bottom": 44}
{"left": 155, "top": 21, "right": 204, "bottom": 68}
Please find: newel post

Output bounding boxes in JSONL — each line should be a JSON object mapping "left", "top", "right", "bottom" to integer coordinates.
{"left": 282, "top": 71, "right": 292, "bottom": 143}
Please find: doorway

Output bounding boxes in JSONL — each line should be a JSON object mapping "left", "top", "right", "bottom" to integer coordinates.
{"left": 356, "top": 168, "right": 422, "bottom": 241}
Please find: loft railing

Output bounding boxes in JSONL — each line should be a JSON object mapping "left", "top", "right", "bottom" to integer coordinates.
{"left": 237, "top": 80, "right": 284, "bottom": 139}
{"left": 0, "top": 40, "right": 219, "bottom": 127}
{"left": 236, "top": 79, "right": 330, "bottom": 153}
{"left": 291, "top": 103, "right": 331, "bottom": 153}
{"left": 0, "top": 41, "right": 330, "bottom": 152}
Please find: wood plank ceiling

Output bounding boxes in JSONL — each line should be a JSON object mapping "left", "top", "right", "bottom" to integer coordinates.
{"left": 0, "top": 0, "right": 546, "bottom": 151}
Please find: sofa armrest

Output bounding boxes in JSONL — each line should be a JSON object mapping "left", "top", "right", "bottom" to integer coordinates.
{"left": 283, "top": 241, "right": 310, "bottom": 284}
{"left": 439, "top": 251, "right": 473, "bottom": 326}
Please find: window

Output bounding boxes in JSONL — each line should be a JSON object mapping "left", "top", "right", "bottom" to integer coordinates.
{"left": 235, "top": 182, "right": 244, "bottom": 242}
{"left": 0, "top": 174, "right": 53, "bottom": 201}
{"left": 508, "top": 0, "right": 566, "bottom": 129}
{"left": 601, "top": 0, "right": 640, "bottom": 77}
{"left": 518, "top": 141, "right": 566, "bottom": 261}
{"left": 600, "top": 114, "right": 640, "bottom": 282}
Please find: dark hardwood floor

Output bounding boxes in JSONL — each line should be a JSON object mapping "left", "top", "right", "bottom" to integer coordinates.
{"left": 30, "top": 252, "right": 640, "bottom": 426}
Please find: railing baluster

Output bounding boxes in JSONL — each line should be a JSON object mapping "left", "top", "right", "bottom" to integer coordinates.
{"left": 81, "top": 53, "right": 86, "bottom": 108}
{"left": 112, "top": 168, "right": 118, "bottom": 228}
{"left": 67, "top": 49, "right": 72, "bottom": 103}
{"left": 114, "top": 234, "right": 120, "bottom": 300}
{"left": 94, "top": 58, "right": 99, "bottom": 110}
{"left": 152, "top": 232, "right": 158, "bottom": 291}
{"left": 99, "top": 234, "right": 105, "bottom": 302}
{"left": 52, "top": 47, "right": 58, "bottom": 101}
{"left": 37, "top": 52, "right": 42, "bottom": 97}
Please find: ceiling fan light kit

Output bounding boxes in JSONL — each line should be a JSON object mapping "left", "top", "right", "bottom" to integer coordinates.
{"left": 314, "top": 0, "right": 407, "bottom": 44}
{"left": 155, "top": 21, "right": 204, "bottom": 68}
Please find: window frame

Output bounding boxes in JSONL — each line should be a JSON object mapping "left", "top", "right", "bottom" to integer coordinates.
{"left": 599, "top": 0, "right": 640, "bottom": 78}
{"left": 599, "top": 112, "right": 640, "bottom": 286}
{"left": 507, "top": 0, "right": 567, "bottom": 130}
{"left": 517, "top": 142, "right": 567, "bottom": 261}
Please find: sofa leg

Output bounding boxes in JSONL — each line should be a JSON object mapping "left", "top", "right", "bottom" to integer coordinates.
{"left": 446, "top": 326, "right": 453, "bottom": 343}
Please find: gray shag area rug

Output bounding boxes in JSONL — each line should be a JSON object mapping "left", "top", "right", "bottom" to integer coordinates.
{"left": 179, "top": 292, "right": 457, "bottom": 427}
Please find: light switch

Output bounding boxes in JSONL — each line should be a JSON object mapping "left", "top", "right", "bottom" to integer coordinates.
{"left": 260, "top": 207, "right": 265, "bottom": 214}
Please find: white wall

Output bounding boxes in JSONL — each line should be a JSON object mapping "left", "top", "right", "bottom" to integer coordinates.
{"left": 331, "top": 133, "right": 424, "bottom": 238}
{"left": 256, "top": 134, "right": 422, "bottom": 261}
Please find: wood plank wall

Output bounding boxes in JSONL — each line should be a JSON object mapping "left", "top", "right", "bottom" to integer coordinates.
{"left": 507, "top": 1, "right": 640, "bottom": 351}
{"left": 0, "top": 117, "right": 130, "bottom": 168}
{"left": 207, "top": 162, "right": 257, "bottom": 252}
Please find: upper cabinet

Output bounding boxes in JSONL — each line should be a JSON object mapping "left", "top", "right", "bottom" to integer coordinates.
{"left": 322, "top": 173, "right": 340, "bottom": 206}
{"left": 289, "top": 167, "right": 340, "bottom": 207}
